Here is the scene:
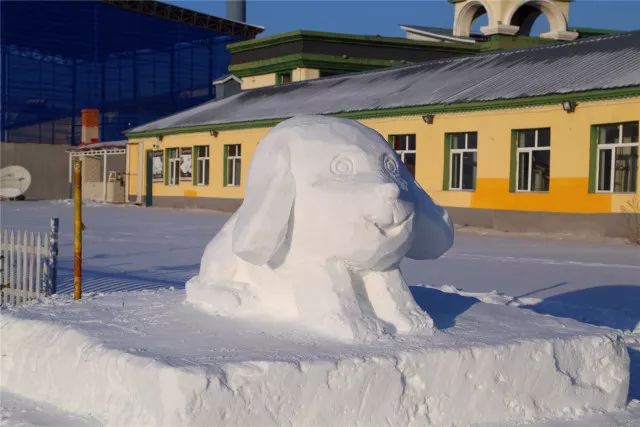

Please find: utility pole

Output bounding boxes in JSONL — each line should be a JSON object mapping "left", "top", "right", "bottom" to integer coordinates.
{"left": 73, "top": 160, "right": 83, "bottom": 300}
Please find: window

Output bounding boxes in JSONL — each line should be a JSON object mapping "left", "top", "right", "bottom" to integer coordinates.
{"left": 166, "top": 148, "right": 180, "bottom": 185}
{"left": 195, "top": 145, "right": 210, "bottom": 186}
{"left": 151, "top": 151, "right": 163, "bottom": 182}
{"left": 179, "top": 148, "right": 192, "bottom": 181}
{"left": 389, "top": 134, "right": 416, "bottom": 177}
{"left": 595, "top": 122, "right": 638, "bottom": 193}
{"left": 447, "top": 132, "right": 477, "bottom": 190}
{"left": 224, "top": 144, "right": 241, "bottom": 187}
{"left": 514, "top": 128, "right": 550, "bottom": 192}
{"left": 277, "top": 71, "right": 291, "bottom": 85}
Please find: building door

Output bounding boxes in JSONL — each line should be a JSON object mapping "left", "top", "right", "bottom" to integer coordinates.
{"left": 145, "top": 150, "right": 153, "bottom": 207}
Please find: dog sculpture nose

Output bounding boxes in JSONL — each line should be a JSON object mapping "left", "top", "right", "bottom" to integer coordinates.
{"left": 378, "top": 182, "right": 400, "bottom": 199}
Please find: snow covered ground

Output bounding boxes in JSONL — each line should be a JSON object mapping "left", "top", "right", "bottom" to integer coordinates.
{"left": 1, "top": 200, "right": 639, "bottom": 425}
{"left": 2, "top": 201, "right": 638, "bottom": 320}
{"left": 0, "top": 391, "right": 98, "bottom": 427}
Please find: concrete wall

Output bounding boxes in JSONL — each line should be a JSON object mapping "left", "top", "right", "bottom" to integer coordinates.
{"left": 128, "top": 195, "right": 242, "bottom": 212}
{"left": 1, "top": 142, "right": 70, "bottom": 200}
{"left": 447, "top": 207, "right": 634, "bottom": 239}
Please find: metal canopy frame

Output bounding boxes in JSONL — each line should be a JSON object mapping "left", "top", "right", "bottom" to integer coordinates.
{"left": 67, "top": 147, "right": 127, "bottom": 202}
{"left": 103, "top": 1, "right": 264, "bottom": 39}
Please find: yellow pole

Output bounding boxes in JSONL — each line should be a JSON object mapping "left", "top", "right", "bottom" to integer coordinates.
{"left": 73, "top": 159, "right": 83, "bottom": 300}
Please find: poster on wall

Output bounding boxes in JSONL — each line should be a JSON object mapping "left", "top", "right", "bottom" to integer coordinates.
{"left": 152, "top": 151, "right": 164, "bottom": 181}
{"left": 180, "top": 148, "right": 192, "bottom": 180}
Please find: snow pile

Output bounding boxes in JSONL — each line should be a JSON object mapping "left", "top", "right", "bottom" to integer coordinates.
{"left": 50, "top": 199, "right": 112, "bottom": 208}
{"left": 0, "top": 289, "right": 630, "bottom": 426}
{"left": 0, "top": 391, "right": 98, "bottom": 427}
{"left": 187, "top": 116, "right": 453, "bottom": 342}
{"left": 482, "top": 400, "right": 640, "bottom": 427}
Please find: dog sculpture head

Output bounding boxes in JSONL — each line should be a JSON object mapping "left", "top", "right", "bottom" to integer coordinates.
{"left": 233, "top": 115, "right": 453, "bottom": 271}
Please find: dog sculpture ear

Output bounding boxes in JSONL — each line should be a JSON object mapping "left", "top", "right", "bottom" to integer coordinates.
{"left": 232, "top": 142, "right": 295, "bottom": 265}
{"left": 406, "top": 182, "right": 454, "bottom": 260}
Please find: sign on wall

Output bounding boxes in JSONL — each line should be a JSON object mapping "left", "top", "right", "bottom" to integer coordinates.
{"left": 152, "top": 151, "right": 164, "bottom": 181}
{"left": 180, "top": 147, "right": 192, "bottom": 180}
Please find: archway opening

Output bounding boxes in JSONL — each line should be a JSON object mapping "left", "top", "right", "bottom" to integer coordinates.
{"left": 454, "top": 1, "right": 490, "bottom": 38}
{"left": 470, "top": 8, "right": 488, "bottom": 34}
{"left": 510, "top": 4, "right": 552, "bottom": 36}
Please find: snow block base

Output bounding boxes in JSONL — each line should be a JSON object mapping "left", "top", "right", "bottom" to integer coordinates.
{"left": 0, "top": 289, "right": 630, "bottom": 426}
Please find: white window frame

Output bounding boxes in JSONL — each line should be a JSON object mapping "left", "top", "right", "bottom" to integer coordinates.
{"left": 515, "top": 129, "right": 551, "bottom": 193}
{"left": 225, "top": 144, "right": 241, "bottom": 187}
{"left": 168, "top": 148, "right": 180, "bottom": 186}
{"left": 196, "top": 146, "right": 209, "bottom": 186}
{"left": 596, "top": 122, "right": 639, "bottom": 193}
{"left": 449, "top": 132, "right": 477, "bottom": 191}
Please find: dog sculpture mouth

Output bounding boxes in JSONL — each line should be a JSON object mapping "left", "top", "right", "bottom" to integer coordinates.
{"left": 368, "top": 212, "right": 414, "bottom": 237}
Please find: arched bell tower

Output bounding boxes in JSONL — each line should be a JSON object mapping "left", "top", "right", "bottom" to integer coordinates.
{"left": 452, "top": 0, "right": 578, "bottom": 41}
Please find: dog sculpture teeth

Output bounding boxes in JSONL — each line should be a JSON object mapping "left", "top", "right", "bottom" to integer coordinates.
{"left": 186, "top": 115, "right": 454, "bottom": 342}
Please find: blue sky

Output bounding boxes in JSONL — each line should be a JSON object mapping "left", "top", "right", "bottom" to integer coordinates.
{"left": 166, "top": 1, "right": 640, "bottom": 37}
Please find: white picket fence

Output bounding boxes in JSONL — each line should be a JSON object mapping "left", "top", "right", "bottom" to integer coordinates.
{"left": 0, "top": 218, "right": 59, "bottom": 305}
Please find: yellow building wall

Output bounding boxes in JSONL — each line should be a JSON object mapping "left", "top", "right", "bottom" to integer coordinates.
{"left": 128, "top": 96, "right": 640, "bottom": 214}
{"left": 240, "top": 68, "right": 320, "bottom": 89}
{"left": 128, "top": 128, "right": 271, "bottom": 200}
{"left": 366, "top": 97, "right": 639, "bottom": 213}
{"left": 241, "top": 73, "right": 277, "bottom": 90}
{"left": 292, "top": 67, "right": 320, "bottom": 82}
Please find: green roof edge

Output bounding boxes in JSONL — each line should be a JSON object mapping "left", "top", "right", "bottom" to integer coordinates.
{"left": 227, "top": 29, "right": 481, "bottom": 54}
{"left": 229, "top": 53, "right": 411, "bottom": 76}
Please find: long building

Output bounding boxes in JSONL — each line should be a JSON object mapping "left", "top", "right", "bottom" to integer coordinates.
{"left": 126, "top": 31, "right": 640, "bottom": 238}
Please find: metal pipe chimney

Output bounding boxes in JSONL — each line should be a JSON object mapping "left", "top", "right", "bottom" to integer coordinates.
{"left": 226, "top": 0, "right": 246, "bottom": 22}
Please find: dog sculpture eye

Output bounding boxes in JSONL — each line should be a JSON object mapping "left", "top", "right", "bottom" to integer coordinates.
{"left": 330, "top": 156, "right": 355, "bottom": 176}
{"left": 383, "top": 154, "right": 399, "bottom": 177}
{"left": 382, "top": 154, "right": 408, "bottom": 191}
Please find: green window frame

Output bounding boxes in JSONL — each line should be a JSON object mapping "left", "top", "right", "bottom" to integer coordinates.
{"left": 193, "top": 145, "right": 210, "bottom": 186}
{"left": 443, "top": 134, "right": 451, "bottom": 190}
{"left": 511, "top": 128, "right": 551, "bottom": 192}
{"left": 509, "top": 131, "right": 517, "bottom": 192}
{"left": 588, "top": 126, "right": 598, "bottom": 193}
{"left": 163, "top": 148, "right": 170, "bottom": 186}
{"left": 277, "top": 71, "right": 292, "bottom": 85}
{"left": 590, "top": 121, "right": 639, "bottom": 193}
{"left": 444, "top": 132, "right": 477, "bottom": 191}
{"left": 223, "top": 144, "right": 241, "bottom": 187}
{"left": 165, "top": 148, "right": 180, "bottom": 186}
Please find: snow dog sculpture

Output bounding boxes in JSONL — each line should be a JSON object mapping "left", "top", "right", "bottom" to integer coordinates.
{"left": 186, "top": 115, "right": 454, "bottom": 341}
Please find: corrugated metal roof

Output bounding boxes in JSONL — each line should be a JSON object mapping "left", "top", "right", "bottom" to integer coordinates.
{"left": 129, "top": 31, "right": 640, "bottom": 134}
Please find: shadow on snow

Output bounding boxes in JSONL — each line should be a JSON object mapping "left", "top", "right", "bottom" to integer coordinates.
{"left": 409, "top": 286, "right": 478, "bottom": 329}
